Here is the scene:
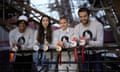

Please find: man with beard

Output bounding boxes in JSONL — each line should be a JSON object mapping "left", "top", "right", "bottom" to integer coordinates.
{"left": 74, "top": 7, "right": 104, "bottom": 72}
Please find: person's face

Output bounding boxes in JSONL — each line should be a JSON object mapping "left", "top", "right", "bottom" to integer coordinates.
{"left": 79, "top": 11, "right": 89, "bottom": 25}
{"left": 59, "top": 19, "right": 68, "bottom": 30}
{"left": 18, "top": 21, "right": 26, "bottom": 31}
{"left": 42, "top": 17, "right": 49, "bottom": 29}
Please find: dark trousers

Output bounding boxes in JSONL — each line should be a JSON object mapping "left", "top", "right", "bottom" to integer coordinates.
{"left": 81, "top": 53, "right": 103, "bottom": 72}
{"left": 14, "top": 54, "right": 33, "bottom": 72}
{"left": 0, "top": 50, "right": 9, "bottom": 72}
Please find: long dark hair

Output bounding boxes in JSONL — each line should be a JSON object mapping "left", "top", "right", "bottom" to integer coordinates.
{"left": 37, "top": 15, "right": 52, "bottom": 44}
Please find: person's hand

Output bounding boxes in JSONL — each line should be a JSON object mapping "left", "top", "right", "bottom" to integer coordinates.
{"left": 43, "top": 45, "right": 48, "bottom": 51}
{"left": 56, "top": 41, "right": 63, "bottom": 52}
{"left": 70, "top": 41, "right": 77, "bottom": 47}
{"left": 56, "top": 45, "right": 62, "bottom": 52}
{"left": 70, "top": 37, "right": 78, "bottom": 47}
{"left": 57, "top": 41, "right": 63, "bottom": 47}
{"left": 11, "top": 42, "right": 18, "bottom": 51}
{"left": 33, "top": 45, "right": 39, "bottom": 51}
{"left": 72, "top": 37, "right": 78, "bottom": 41}
{"left": 11, "top": 45, "right": 18, "bottom": 52}
{"left": 80, "top": 37, "right": 86, "bottom": 46}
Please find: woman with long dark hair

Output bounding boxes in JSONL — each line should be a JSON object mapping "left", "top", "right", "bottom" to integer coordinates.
{"left": 37, "top": 15, "right": 52, "bottom": 45}
{"left": 33, "top": 15, "right": 55, "bottom": 72}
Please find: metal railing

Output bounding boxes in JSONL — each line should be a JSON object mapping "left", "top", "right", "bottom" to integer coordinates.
{"left": 0, "top": 44, "right": 120, "bottom": 72}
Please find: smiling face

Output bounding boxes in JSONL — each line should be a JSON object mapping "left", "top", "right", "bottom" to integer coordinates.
{"left": 42, "top": 17, "right": 49, "bottom": 29}
{"left": 79, "top": 11, "right": 89, "bottom": 25}
{"left": 59, "top": 18, "right": 68, "bottom": 30}
{"left": 18, "top": 21, "right": 27, "bottom": 32}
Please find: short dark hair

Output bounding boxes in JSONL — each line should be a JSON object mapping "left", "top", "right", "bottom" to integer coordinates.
{"left": 78, "top": 7, "right": 90, "bottom": 16}
{"left": 17, "top": 20, "right": 28, "bottom": 26}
